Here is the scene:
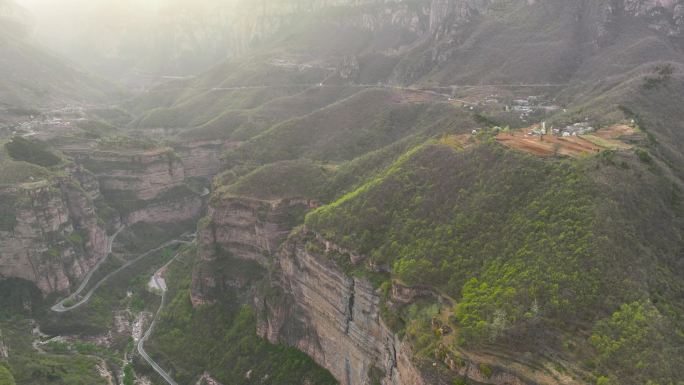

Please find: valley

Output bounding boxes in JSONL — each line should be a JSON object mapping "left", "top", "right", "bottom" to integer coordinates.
{"left": 2, "top": 1, "right": 684, "bottom": 385}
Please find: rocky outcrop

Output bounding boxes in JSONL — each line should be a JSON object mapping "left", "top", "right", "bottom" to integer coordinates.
{"left": 0, "top": 177, "right": 107, "bottom": 294}
{"left": 65, "top": 147, "right": 185, "bottom": 200}
{"left": 190, "top": 196, "right": 312, "bottom": 306}
{"left": 428, "top": 0, "right": 490, "bottom": 36}
{"left": 258, "top": 232, "right": 550, "bottom": 385}
{"left": 0, "top": 330, "right": 9, "bottom": 360}
{"left": 197, "top": 196, "right": 314, "bottom": 265}
{"left": 124, "top": 193, "right": 203, "bottom": 226}
{"left": 257, "top": 233, "right": 425, "bottom": 385}
{"left": 173, "top": 140, "right": 240, "bottom": 179}
{"left": 190, "top": 195, "right": 429, "bottom": 384}
{"left": 63, "top": 164, "right": 101, "bottom": 200}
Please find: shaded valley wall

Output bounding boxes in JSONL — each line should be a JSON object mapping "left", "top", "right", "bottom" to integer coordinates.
{"left": 191, "top": 196, "right": 312, "bottom": 305}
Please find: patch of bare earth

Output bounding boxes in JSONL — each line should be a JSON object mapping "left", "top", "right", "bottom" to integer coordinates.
{"left": 497, "top": 124, "right": 637, "bottom": 158}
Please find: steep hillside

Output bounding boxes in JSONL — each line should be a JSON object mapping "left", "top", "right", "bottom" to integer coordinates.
{"left": 128, "top": 0, "right": 684, "bottom": 174}
{"left": 190, "top": 136, "right": 683, "bottom": 385}
{"left": 0, "top": 139, "right": 108, "bottom": 295}
{"left": 140, "top": 2, "right": 684, "bottom": 384}
{"left": 224, "top": 88, "right": 478, "bottom": 166}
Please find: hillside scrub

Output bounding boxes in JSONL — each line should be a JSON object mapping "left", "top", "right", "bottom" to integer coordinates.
{"left": 305, "top": 141, "right": 684, "bottom": 374}
{"left": 589, "top": 301, "right": 683, "bottom": 385}
{"left": 221, "top": 159, "right": 331, "bottom": 200}
{"left": 0, "top": 318, "right": 106, "bottom": 385}
{"left": 308, "top": 143, "right": 599, "bottom": 336}
{"left": 224, "top": 89, "right": 469, "bottom": 166}
{"left": 4, "top": 137, "right": 60, "bottom": 167}
{"left": 0, "top": 364, "right": 15, "bottom": 385}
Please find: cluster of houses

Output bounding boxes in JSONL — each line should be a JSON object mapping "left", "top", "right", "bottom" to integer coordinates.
{"left": 553, "top": 122, "right": 595, "bottom": 137}
{"left": 525, "top": 121, "right": 596, "bottom": 137}
{"left": 9, "top": 117, "right": 77, "bottom": 138}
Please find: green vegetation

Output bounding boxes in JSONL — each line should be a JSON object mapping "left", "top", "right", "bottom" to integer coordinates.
{"left": 96, "top": 135, "right": 155, "bottom": 152}
{"left": 122, "top": 363, "right": 134, "bottom": 385}
{"left": 114, "top": 220, "right": 196, "bottom": 254}
{"left": 102, "top": 183, "right": 196, "bottom": 216}
{"left": 0, "top": 319, "right": 106, "bottom": 385}
{"left": 221, "top": 159, "right": 331, "bottom": 200}
{"left": 147, "top": 252, "right": 337, "bottom": 385}
{"left": 0, "top": 279, "right": 44, "bottom": 316}
{"left": 0, "top": 364, "right": 15, "bottom": 385}
{"left": 0, "top": 159, "right": 52, "bottom": 186}
{"left": 635, "top": 148, "right": 652, "bottom": 163}
{"left": 0, "top": 196, "right": 17, "bottom": 232}
{"left": 308, "top": 143, "right": 600, "bottom": 341}
{"left": 172, "top": 85, "right": 360, "bottom": 142}
{"left": 41, "top": 243, "right": 179, "bottom": 337}
{"left": 74, "top": 119, "right": 117, "bottom": 138}
{"left": 4, "top": 137, "right": 60, "bottom": 167}
{"left": 304, "top": 140, "right": 684, "bottom": 384}
{"left": 94, "top": 197, "right": 118, "bottom": 232}
{"left": 589, "top": 301, "right": 683, "bottom": 385}
{"left": 1, "top": 3, "right": 683, "bottom": 385}
{"left": 85, "top": 108, "right": 132, "bottom": 127}
{"left": 642, "top": 64, "right": 675, "bottom": 90}
{"left": 224, "top": 89, "right": 472, "bottom": 166}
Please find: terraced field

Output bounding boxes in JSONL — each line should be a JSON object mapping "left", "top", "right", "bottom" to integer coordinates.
{"left": 496, "top": 124, "right": 640, "bottom": 158}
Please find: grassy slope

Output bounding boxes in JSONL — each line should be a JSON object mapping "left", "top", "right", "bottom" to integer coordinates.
{"left": 130, "top": 61, "right": 333, "bottom": 129}
{"left": 225, "top": 88, "right": 476, "bottom": 166}
{"left": 220, "top": 159, "right": 332, "bottom": 201}
{"left": 0, "top": 139, "right": 56, "bottom": 185}
{"left": 177, "top": 85, "right": 362, "bottom": 142}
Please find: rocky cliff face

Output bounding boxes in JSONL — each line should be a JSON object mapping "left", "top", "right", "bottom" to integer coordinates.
{"left": 124, "top": 193, "right": 203, "bottom": 226}
{"left": 0, "top": 177, "right": 107, "bottom": 294}
{"left": 173, "top": 140, "right": 240, "bottom": 179}
{"left": 191, "top": 196, "right": 543, "bottom": 385}
{"left": 256, "top": 232, "right": 425, "bottom": 385}
{"left": 67, "top": 147, "right": 185, "bottom": 201}
{"left": 0, "top": 142, "right": 213, "bottom": 295}
{"left": 228, "top": 0, "right": 684, "bottom": 56}
{"left": 191, "top": 196, "right": 312, "bottom": 305}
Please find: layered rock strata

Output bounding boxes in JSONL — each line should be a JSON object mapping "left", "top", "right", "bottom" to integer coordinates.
{"left": 0, "top": 177, "right": 107, "bottom": 294}
{"left": 192, "top": 197, "right": 542, "bottom": 385}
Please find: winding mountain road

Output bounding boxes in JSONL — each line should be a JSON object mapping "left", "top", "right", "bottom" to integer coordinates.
{"left": 51, "top": 226, "right": 125, "bottom": 312}
{"left": 137, "top": 255, "right": 180, "bottom": 385}
{"left": 52, "top": 231, "right": 191, "bottom": 312}
{"left": 49, "top": 228, "right": 193, "bottom": 384}
{"left": 146, "top": 82, "right": 573, "bottom": 95}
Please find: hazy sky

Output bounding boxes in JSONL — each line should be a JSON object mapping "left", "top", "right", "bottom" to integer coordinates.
{"left": 10, "top": 0, "right": 247, "bottom": 81}
{"left": 15, "top": 0, "right": 164, "bottom": 12}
